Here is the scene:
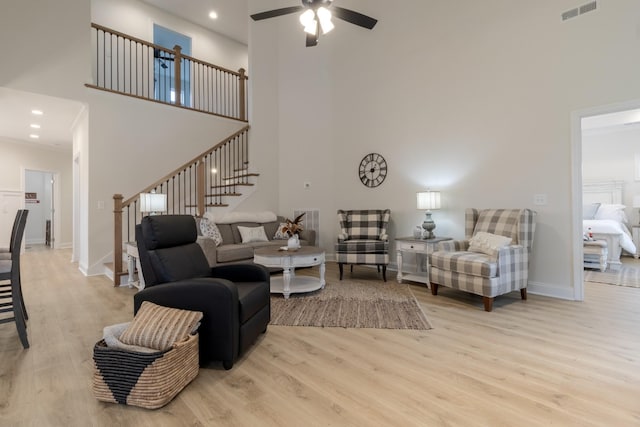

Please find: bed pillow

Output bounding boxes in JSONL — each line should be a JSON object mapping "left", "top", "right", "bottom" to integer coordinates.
{"left": 237, "top": 225, "right": 269, "bottom": 243}
{"left": 469, "top": 232, "right": 512, "bottom": 258}
{"left": 120, "top": 301, "right": 203, "bottom": 351}
{"left": 583, "top": 203, "right": 601, "bottom": 220}
{"left": 594, "top": 204, "right": 628, "bottom": 223}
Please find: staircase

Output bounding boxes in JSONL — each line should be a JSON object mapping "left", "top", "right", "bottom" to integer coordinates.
{"left": 86, "top": 23, "right": 256, "bottom": 285}
{"left": 111, "top": 125, "right": 257, "bottom": 286}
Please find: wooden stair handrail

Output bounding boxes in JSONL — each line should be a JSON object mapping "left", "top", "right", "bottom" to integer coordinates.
{"left": 113, "top": 125, "right": 252, "bottom": 286}
{"left": 121, "top": 125, "right": 250, "bottom": 208}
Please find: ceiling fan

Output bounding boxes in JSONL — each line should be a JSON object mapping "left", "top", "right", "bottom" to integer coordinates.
{"left": 250, "top": 0, "right": 378, "bottom": 47}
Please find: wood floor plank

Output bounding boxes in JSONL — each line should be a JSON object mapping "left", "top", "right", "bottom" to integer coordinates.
{"left": 1, "top": 247, "right": 639, "bottom": 426}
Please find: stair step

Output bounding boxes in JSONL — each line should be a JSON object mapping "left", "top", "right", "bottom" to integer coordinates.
{"left": 210, "top": 183, "right": 254, "bottom": 190}
{"left": 222, "top": 172, "right": 260, "bottom": 180}
{"left": 105, "top": 262, "right": 128, "bottom": 275}
{"left": 185, "top": 203, "right": 230, "bottom": 208}
{"left": 206, "top": 193, "right": 242, "bottom": 198}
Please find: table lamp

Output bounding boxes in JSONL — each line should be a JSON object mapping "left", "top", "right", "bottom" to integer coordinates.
{"left": 417, "top": 190, "right": 441, "bottom": 239}
{"left": 139, "top": 191, "right": 167, "bottom": 216}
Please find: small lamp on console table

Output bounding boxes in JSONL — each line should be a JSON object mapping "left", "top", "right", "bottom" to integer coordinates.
{"left": 417, "top": 190, "right": 441, "bottom": 239}
{"left": 139, "top": 191, "right": 167, "bottom": 216}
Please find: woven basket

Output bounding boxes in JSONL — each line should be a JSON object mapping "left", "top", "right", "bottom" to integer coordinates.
{"left": 93, "top": 333, "right": 199, "bottom": 409}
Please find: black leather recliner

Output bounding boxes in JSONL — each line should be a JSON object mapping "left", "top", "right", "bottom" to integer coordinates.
{"left": 133, "top": 214, "right": 270, "bottom": 369}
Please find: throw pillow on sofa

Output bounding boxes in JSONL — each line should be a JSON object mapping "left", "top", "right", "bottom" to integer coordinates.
{"left": 200, "top": 217, "right": 223, "bottom": 246}
{"left": 237, "top": 226, "right": 269, "bottom": 243}
{"left": 273, "top": 223, "right": 290, "bottom": 240}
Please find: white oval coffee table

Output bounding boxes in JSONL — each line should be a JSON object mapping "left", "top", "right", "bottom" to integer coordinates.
{"left": 254, "top": 246, "right": 326, "bottom": 299}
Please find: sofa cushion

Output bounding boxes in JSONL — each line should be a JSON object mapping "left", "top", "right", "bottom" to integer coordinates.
{"left": 230, "top": 222, "right": 261, "bottom": 243}
{"left": 216, "top": 223, "right": 235, "bottom": 245}
{"left": 430, "top": 250, "right": 498, "bottom": 279}
{"left": 217, "top": 244, "right": 256, "bottom": 263}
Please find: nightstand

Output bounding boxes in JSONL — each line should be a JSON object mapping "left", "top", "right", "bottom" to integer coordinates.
{"left": 632, "top": 226, "right": 640, "bottom": 259}
{"left": 395, "top": 237, "right": 452, "bottom": 286}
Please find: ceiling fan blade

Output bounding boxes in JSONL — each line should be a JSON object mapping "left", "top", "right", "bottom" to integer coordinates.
{"left": 331, "top": 6, "right": 378, "bottom": 30}
{"left": 251, "top": 6, "right": 305, "bottom": 21}
{"left": 306, "top": 32, "right": 318, "bottom": 47}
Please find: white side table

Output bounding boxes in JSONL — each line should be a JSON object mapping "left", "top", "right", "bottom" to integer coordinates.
{"left": 126, "top": 242, "right": 145, "bottom": 291}
{"left": 633, "top": 226, "right": 640, "bottom": 259}
{"left": 395, "top": 237, "right": 452, "bottom": 287}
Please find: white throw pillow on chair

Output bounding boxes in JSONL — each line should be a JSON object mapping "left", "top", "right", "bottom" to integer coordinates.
{"left": 469, "top": 232, "right": 512, "bottom": 258}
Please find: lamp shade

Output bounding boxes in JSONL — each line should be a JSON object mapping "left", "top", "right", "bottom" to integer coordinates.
{"left": 139, "top": 192, "right": 167, "bottom": 214}
{"left": 417, "top": 191, "right": 441, "bottom": 210}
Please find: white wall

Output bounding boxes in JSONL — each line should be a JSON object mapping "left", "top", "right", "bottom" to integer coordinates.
{"left": 0, "top": 139, "right": 73, "bottom": 248}
{"left": 583, "top": 125, "right": 640, "bottom": 223}
{"left": 248, "top": 0, "right": 640, "bottom": 299}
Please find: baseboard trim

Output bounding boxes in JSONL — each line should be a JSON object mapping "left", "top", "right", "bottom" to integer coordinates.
{"left": 527, "top": 280, "right": 577, "bottom": 301}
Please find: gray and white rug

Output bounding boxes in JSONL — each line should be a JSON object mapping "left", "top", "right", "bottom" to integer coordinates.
{"left": 584, "top": 265, "right": 640, "bottom": 288}
{"left": 269, "top": 270, "right": 432, "bottom": 330}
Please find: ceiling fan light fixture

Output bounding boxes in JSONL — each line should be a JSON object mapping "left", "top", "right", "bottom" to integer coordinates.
{"left": 303, "top": 20, "right": 318, "bottom": 35}
{"left": 317, "top": 7, "right": 334, "bottom": 34}
{"left": 299, "top": 9, "right": 315, "bottom": 26}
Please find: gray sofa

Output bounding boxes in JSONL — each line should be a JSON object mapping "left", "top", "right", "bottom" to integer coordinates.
{"left": 196, "top": 215, "right": 316, "bottom": 267}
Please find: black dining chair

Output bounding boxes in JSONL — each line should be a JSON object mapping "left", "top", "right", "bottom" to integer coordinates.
{"left": 0, "top": 210, "right": 28, "bottom": 320}
{"left": 0, "top": 210, "right": 22, "bottom": 260}
{"left": 0, "top": 209, "right": 29, "bottom": 348}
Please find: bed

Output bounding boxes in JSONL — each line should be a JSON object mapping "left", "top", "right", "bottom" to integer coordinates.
{"left": 583, "top": 181, "right": 637, "bottom": 270}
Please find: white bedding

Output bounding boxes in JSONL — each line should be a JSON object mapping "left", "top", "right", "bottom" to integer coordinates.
{"left": 583, "top": 219, "right": 636, "bottom": 254}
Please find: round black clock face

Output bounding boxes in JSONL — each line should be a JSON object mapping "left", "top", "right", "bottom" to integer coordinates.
{"left": 358, "top": 153, "right": 387, "bottom": 188}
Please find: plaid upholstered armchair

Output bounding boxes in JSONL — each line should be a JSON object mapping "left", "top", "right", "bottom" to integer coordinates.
{"left": 429, "top": 208, "right": 536, "bottom": 311}
{"left": 335, "top": 209, "right": 391, "bottom": 281}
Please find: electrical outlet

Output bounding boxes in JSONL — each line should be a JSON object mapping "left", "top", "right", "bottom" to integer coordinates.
{"left": 533, "top": 194, "right": 547, "bottom": 206}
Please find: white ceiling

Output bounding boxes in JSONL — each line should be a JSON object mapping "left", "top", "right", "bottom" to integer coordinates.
{"left": 140, "top": 0, "right": 249, "bottom": 45}
{"left": 0, "top": 88, "right": 85, "bottom": 150}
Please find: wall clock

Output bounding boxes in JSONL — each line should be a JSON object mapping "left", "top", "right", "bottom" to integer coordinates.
{"left": 358, "top": 153, "right": 387, "bottom": 188}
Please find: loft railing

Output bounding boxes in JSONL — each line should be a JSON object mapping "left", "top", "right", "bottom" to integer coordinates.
{"left": 88, "top": 23, "right": 248, "bottom": 122}
{"left": 112, "top": 126, "right": 254, "bottom": 285}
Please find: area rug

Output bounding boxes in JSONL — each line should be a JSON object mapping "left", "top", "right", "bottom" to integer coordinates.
{"left": 269, "top": 272, "right": 432, "bottom": 330}
{"left": 584, "top": 265, "right": 640, "bottom": 288}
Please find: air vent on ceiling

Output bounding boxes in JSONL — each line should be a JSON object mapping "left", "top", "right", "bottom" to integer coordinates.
{"left": 562, "top": 1, "right": 597, "bottom": 21}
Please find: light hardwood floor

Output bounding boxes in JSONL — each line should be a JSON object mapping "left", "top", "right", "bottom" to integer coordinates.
{"left": 1, "top": 248, "right": 639, "bottom": 426}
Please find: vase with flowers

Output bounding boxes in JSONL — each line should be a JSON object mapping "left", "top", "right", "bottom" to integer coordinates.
{"left": 281, "top": 213, "right": 305, "bottom": 250}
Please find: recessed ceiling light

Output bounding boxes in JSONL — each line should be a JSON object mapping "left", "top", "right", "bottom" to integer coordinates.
{"left": 30, "top": 123, "right": 41, "bottom": 129}
{"left": 31, "top": 109, "right": 43, "bottom": 115}
{"left": 29, "top": 134, "right": 40, "bottom": 139}
{"left": 209, "top": 10, "right": 218, "bottom": 19}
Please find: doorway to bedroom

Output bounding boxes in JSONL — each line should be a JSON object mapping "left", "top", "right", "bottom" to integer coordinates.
{"left": 580, "top": 107, "right": 640, "bottom": 288}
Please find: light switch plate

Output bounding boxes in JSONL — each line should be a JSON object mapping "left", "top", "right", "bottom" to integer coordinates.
{"left": 533, "top": 194, "right": 547, "bottom": 205}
